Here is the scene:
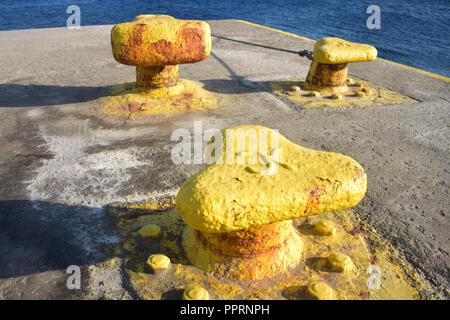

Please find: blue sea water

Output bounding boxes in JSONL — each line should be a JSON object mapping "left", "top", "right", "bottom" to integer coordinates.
{"left": 0, "top": 0, "right": 449, "bottom": 77}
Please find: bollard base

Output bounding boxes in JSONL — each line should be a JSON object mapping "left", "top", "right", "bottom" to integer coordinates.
{"left": 270, "top": 78, "right": 412, "bottom": 109}
{"left": 182, "top": 221, "right": 303, "bottom": 281}
{"left": 100, "top": 79, "right": 217, "bottom": 119}
{"left": 107, "top": 199, "right": 433, "bottom": 300}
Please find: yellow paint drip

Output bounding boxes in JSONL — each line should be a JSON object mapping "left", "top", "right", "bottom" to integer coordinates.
{"left": 101, "top": 80, "right": 217, "bottom": 119}
{"left": 270, "top": 79, "right": 412, "bottom": 108}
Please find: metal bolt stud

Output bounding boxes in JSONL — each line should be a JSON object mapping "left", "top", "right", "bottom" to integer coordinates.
{"left": 146, "top": 254, "right": 171, "bottom": 274}
{"left": 328, "top": 252, "right": 354, "bottom": 272}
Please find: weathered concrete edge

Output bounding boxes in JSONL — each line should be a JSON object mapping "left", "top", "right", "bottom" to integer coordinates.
{"left": 1, "top": 20, "right": 447, "bottom": 83}
{"left": 227, "top": 19, "right": 450, "bottom": 83}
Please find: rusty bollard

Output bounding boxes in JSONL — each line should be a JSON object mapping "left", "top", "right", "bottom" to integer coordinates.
{"left": 176, "top": 125, "right": 367, "bottom": 280}
{"left": 305, "top": 37, "right": 377, "bottom": 93}
{"left": 111, "top": 14, "right": 211, "bottom": 98}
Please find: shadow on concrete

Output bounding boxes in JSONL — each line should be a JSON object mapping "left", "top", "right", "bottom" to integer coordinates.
{"left": 200, "top": 51, "right": 267, "bottom": 95}
{"left": 0, "top": 200, "right": 115, "bottom": 279}
{"left": 200, "top": 79, "right": 264, "bottom": 94}
{"left": 0, "top": 52, "right": 271, "bottom": 106}
{"left": 305, "top": 257, "right": 331, "bottom": 273}
{"left": 0, "top": 84, "right": 113, "bottom": 108}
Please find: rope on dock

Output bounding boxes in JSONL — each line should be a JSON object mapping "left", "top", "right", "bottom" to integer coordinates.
{"left": 212, "top": 34, "right": 314, "bottom": 60}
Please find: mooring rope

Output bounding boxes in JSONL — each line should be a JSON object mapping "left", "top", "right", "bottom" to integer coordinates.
{"left": 212, "top": 34, "right": 314, "bottom": 60}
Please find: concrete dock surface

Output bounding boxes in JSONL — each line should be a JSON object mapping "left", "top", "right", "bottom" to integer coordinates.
{"left": 0, "top": 20, "right": 448, "bottom": 299}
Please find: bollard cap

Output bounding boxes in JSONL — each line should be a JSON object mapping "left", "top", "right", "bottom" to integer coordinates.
{"left": 111, "top": 14, "right": 211, "bottom": 67}
{"left": 176, "top": 125, "right": 367, "bottom": 233}
{"left": 313, "top": 37, "right": 377, "bottom": 64}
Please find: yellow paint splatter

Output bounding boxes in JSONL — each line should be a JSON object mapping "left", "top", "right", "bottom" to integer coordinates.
{"left": 176, "top": 125, "right": 367, "bottom": 233}
{"left": 270, "top": 79, "right": 412, "bottom": 108}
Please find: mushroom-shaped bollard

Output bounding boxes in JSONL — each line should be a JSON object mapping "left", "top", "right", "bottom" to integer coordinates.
{"left": 146, "top": 254, "right": 171, "bottom": 274}
{"left": 177, "top": 125, "right": 367, "bottom": 280}
{"left": 111, "top": 15, "right": 211, "bottom": 98}
{"left": 182, "top": 287, "right": 210, "bottom": 300}
{"left": 305, "top": 37, "right": 377, "bottom": 93}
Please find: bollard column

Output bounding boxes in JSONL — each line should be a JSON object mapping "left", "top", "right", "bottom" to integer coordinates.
{"left": 304, "top": 37, "right": 377, "bottom": 93}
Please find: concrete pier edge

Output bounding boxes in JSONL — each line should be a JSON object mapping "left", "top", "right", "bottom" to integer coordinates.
{"left": 0, "top": 19, "right": 448, "bottom": 299}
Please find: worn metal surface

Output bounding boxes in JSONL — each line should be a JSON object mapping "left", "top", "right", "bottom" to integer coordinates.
{"left": 111, "top": 14, "right": 213, "bottom": 105}
{"left": 305, "top": 61, "right": 349, "bottom": 93}
{"left": 111, "top": 15, "right": 211, "bottom": 67}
